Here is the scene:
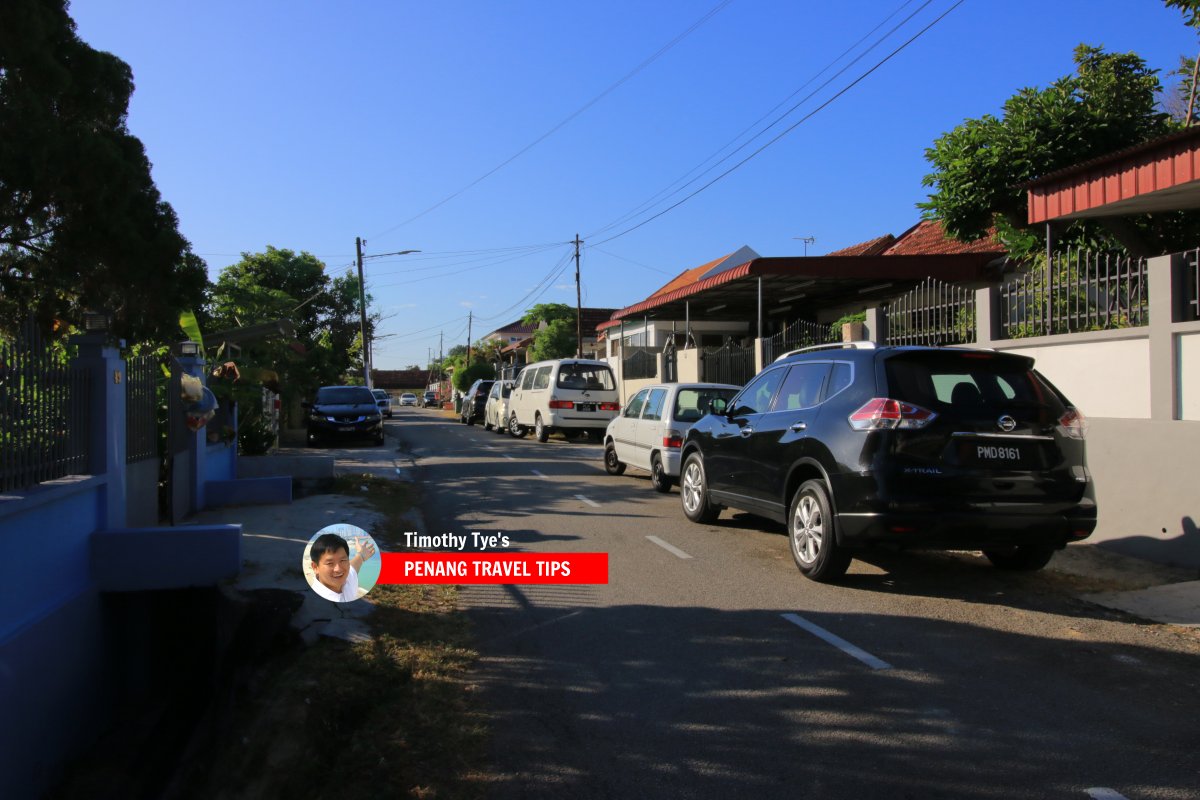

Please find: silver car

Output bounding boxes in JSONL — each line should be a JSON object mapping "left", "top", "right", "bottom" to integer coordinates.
{"left": 371, "top": 388, "right": 393, "bottom": 418}
{"left": 603, "top": 382, "right": 739, "bottom": 492}
{"left": 484, "top": 380, "right": 516, "bottom": 434}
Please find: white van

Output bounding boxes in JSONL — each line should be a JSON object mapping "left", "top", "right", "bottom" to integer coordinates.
{"left": 507, "top": 359, "right": 620, "bottom": 442}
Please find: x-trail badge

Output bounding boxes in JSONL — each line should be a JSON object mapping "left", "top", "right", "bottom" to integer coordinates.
{"left": 997, "top": 415, "right": 1017, "bottom": 432}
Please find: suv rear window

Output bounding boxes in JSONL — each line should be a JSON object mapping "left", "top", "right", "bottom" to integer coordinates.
{"left": 557, "top": 363, "right": 615, "bottom": 391}
{"left": 884, "top": 352, "right": 1063, "bottom": 415}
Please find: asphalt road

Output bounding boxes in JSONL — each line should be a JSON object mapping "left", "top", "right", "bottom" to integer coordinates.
{"left": 384, "top": 407, "right": 1200, "bottom": 800}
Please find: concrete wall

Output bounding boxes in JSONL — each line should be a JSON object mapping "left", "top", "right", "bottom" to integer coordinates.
{"left": 678, "top": 348, "right": 701, "bottom": 383}
{"left": 1179, "top": 330, "right": 1200, "bottom": 420}
{"left": 1086, "top": 418, "right": 1200, "bottom": 567}
{"left": 995, "top": 332, "right": 1151, "bottom": 419}
{"left": 620, "top": 377, "right": 660, "bottom": 406}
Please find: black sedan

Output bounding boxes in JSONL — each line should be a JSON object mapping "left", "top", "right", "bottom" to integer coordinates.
{"left": 305, "top": 385, "right": 384, "bottom": 446}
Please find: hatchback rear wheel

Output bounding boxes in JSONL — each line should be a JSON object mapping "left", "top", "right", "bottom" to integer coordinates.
{"left": 789, "top": 480, "right": 850, "bottom": 582}
{"left": 650, "top": 454, "right": 673, "bottom": 493}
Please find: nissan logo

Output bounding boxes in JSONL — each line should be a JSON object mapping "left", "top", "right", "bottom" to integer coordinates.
{"left": 997, "top": 415, "right": 1017, "bottom": 432}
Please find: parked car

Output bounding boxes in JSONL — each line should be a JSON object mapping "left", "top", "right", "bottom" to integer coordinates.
{"left": 679, "top": 342, "right": 1097, "bottom": 582}
{"left": 371, "top": 388, "right": 393, "bottom": 418}
{"left": 483, "top": 379, "right": 516, "bottom": 433}
{"left": 422, "top": 391, "right": 439, "bottom": 408}
{"left": 305, "top": 385, "right": 384, "bottom": 446}
{"left": 399, "top": 392, "right": 418, "bottom": 407}
{"left": 604, "top": 382, "right": 739, "bottom": 492}
{"left": 459, "top": 379, "right": 495, "bottom": 425}
{"left": 507, "top": 359, "right": 620, "bottom": 442}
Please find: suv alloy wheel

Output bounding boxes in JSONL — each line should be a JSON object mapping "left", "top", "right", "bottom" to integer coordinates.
{"left": 789, "top": 480, "right": 850, "bottom": 582}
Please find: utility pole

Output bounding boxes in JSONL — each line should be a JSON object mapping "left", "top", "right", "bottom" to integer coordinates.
{"left": 466, "top": 311, "right": 473, "bottom": 365}
{"left": 356, "top": 236, "right": 370, "bottom": 387}
{"left": 574, "top": 233, "right": 583, "bottom": 358}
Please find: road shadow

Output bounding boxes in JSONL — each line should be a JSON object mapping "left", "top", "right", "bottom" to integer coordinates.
{"left": 463, "top": 601, "right": 1200, "bottom": 799}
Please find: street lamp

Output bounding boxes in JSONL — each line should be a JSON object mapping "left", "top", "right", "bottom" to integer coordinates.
{"left": 355, "top": 239, "right": 421, "bottom": 387}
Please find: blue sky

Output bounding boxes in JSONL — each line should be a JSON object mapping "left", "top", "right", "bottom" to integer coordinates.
{"left": 70, "top": 1, "right": 1196, "bottom": 369}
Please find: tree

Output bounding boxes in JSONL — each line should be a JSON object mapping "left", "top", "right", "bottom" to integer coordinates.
{"left": 452, "top": 361, "right": 494, "bottom": 393}
{"left": 920, "top": 45, "right": 1200, "bottom": 258}
{"left": 521, "top": 302, "right": 577, "bottom": 361}
{"left": 0, "top": 0, "right": 206, "bottom": 342}
{"left": 206, "top": 247, "right": 366, "bottom": 422}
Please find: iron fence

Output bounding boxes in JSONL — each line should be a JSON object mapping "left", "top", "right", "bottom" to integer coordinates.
{"left": 663, "top": 340, "right": 677, "bottom": 383}
{"left": 762, "top": 319, "right": 838, "bottom": 363}
{"left": 886, "top": 277, "right": 977, "bottom": 346}
{"left": 622, "top": 346, "right": 658, "bottom": 380}
{"left": 125, "top": 354, "right": 160, "bottom": 463}
{"left": 0, "top": 322, "right": 91, "bottom": 492}
{"left": 702, "top": 339, "right": 754, "bottom": 386}
{"left": 1000, "top": 249, "right": 1148, "bottom": 338}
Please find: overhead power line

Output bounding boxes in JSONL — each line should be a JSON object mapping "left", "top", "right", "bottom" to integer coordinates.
{"left": 368, "top": 0, "right": 736, "bottom": 241}
{"left": 586, "top": 0, "right": 926, "bottom": 240}
{"left": 588, "top": 0, "right": 965, "bottom": 248}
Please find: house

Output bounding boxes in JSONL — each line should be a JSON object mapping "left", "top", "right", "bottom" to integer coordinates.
{"left": 596, "top": 225, "right": 1006, "bottom": 396}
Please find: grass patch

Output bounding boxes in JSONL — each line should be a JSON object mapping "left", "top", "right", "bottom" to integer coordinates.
{"left": 178, "top": 478, "right": 487, "bottom": 800}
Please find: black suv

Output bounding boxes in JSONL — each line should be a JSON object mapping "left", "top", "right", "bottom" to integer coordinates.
{"left": 460, "top": 379, "right": 494, "bottom": 425}
{"left": 679, "top": 343, "right": 1097, "bottom": 582}
{"left": 422, "top": 391, "right": 439, "bottom": 408}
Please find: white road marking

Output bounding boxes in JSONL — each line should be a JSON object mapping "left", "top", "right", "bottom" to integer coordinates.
{"left": 531, "top": 469, "right": 549, "bottom": 479}
{"left": 781, "top": 613, "right": 893, "bottom": 670}
{"left": 646, "top": 535, "right": 693, "bottom": 559}
{"left": 575, "top": 494, "right": 601, "bottom": 508}
{"left": 1086, "top": 790, "right": 1130, "bottom": 800}
{"left": 504, "top": 454, "right": 515, "bottom": 461}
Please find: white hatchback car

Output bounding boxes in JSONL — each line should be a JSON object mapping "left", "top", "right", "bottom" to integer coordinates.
{"left": 483, "top": 380, "right": 515, "bottom": 433}
{"left": 604, "top": 383, "right": 739, "bottom": 492}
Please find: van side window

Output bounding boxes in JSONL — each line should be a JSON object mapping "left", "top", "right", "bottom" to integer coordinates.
{"left": 520, "top": 369, "right": 536, "bottom": 390}
{"left": 533, "top": 367, "right": 551, "bottom": 390}
{"left": 642, "top": 388, "right": 667, "bottom": 421}
{"left": 624, "top": 389, "right": 648, "bottom": 418}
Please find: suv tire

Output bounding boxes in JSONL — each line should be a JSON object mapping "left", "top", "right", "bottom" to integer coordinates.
{"left": 508, "top": 414, "right": 527, "bottom": 439}
{"left": 535, "top": 414, "right": 549, "bottom": 442}
{"left": 983, "top": 545, "right": 1055, "bottom": 571}
{"left": 789, "top": 480, "right": 851, "bottom": 582}
{"left": 680, "top": 453, "right": 720, "bottom": 524}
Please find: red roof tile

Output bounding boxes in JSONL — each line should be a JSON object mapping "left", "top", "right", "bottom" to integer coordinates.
{"left": 824, "top": 234, "right": 896, "bottom": 257}
{"left": 882, "top": 220, "right": 1005, "bottom": 256}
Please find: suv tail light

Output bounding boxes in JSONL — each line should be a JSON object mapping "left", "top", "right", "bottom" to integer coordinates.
{"left": 848, "top": 398, "right": 937, "bottom": 430}
{"left": 549, "top": 399, "right": 574, "bottom": 409}
{"left": 663, "top": 430, "right": 683, "bottom": 449}
{"left": 1058, "top": 407, "right": 1087, "bottom": 439}
{"left": 599, "top": 402, "right": 620, "bottom": 411}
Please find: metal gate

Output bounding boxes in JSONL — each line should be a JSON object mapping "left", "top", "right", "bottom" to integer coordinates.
{"left": 663, "top": 339, "right": 677, "bottom": 383}
{"left": 701, "top": 339, "right": 754, "bottom": 386}
{"left": 761, "top": 318, "right": 837, "bottom": 364}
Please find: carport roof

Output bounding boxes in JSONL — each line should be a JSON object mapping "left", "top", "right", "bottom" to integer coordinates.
{"left": 1026, "top": 126, "right": 1200, "bottom": 223}
{"left": 600, "top": 252, "right": 1001, "bottom": 326}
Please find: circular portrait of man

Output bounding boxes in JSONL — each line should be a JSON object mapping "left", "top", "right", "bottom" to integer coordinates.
{"left": 303, "top": 524, "right": 380, "bottom": 602}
